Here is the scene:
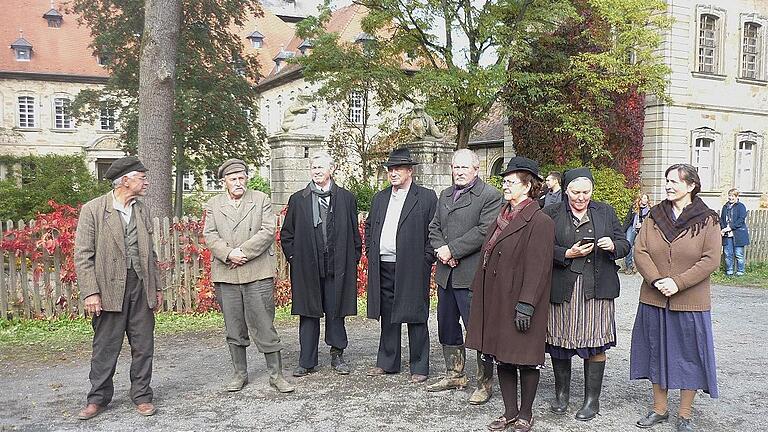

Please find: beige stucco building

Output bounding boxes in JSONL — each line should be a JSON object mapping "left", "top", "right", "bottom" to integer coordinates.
{"left": 643, "top": 0, "right": 768, "bottom": 209}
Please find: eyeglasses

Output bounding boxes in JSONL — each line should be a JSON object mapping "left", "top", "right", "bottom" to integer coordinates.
{"left": 502, "top": 179, "right": 523, "bottom": 187}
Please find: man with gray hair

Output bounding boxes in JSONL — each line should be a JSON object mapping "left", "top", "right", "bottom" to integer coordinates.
{"left": 74, "top": 156, "right": 163, "bottom": 420}
{"left": 203, "top": 158, "right": 294, "bottom": 393}
{"left": 281, "top": 151, "right": 362, "bottom": 377}
{"left": 427, "top": 149, "right": 503, "bottom": 404}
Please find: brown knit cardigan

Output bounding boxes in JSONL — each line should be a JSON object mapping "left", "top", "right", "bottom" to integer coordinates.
{"left": 633, "top": 216, "right": 722, "bottom": 311}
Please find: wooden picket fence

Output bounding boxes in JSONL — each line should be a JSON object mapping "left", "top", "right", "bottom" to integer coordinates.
{"left": 0, "top": 216, "right": 291, "bottom": 320}
{"left": 1, "top": 210, "right": 767, "bottom": 320}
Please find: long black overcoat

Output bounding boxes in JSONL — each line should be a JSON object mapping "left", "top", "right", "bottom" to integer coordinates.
{"left": 280, "top": 182, "right": 362, "bottom": 318}
{"left": 365, "top": 184, "right": 437, "bottom": 324}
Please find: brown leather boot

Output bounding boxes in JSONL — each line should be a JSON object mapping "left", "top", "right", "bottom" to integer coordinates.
{"left": 77, "top": 403, "right": 105, "bottom": 420}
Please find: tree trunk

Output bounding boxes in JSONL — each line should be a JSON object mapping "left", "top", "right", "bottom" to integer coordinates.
{"left": 456, "top": 118, "right": 471, "bottom": 149}
{"left": 173, "top": 138, "right": 185, "bottom": 218}
{"left": 137, "top": 0, "right": 182, "bottom": 220}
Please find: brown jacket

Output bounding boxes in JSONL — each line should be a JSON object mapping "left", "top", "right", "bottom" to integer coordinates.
{"left": 465, "top": 202, "right": 554, "bottom": 366}
{"left": 203, "top": 189, "right": 276, "bottom": 284}
{"left": 633, "top": 216, "right": 721, "bottom": 311}
{"left": 74, "top": 192, "right": 162, "bottom": 312}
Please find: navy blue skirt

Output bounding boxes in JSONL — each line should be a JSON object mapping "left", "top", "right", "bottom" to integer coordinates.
{"left": 630, "top": 303, "right": 718, "bottom": 398}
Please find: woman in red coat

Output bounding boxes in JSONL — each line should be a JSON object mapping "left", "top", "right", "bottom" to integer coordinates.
{"left": 466, "top": 157, "right": 554, "bottom": 432}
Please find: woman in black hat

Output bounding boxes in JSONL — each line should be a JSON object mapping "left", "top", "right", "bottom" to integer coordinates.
{"left": 466, "top": 156, "right": 554, "bottom": 432}
{"left": 541, "top": 168, "right": 630, "bottom": 421}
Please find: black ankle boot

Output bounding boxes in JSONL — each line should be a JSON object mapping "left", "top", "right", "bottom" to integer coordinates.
{"left": 550, "top": 358, "right": 571, "bottom": 415}
{"left": 575, "top": 360, "right": 605, "bottom": 421}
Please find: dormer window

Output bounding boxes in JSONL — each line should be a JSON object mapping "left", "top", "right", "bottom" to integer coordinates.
{"left": 273, "top": 49, "right": 294, "bottom": 72}
{"left": 247, "top": 30, "right": 264, "bottom": 49}
{"left": 43, "top": 8, "right": 63, "bottom": 28}
{"left": 298, "top": 39, "right": 314, "bottom": 55}
{"left": 354, "top": 32, "right": 376, "bottom": 55}
{"left": 11, "top": 36, "right": 33, "bottom": 61}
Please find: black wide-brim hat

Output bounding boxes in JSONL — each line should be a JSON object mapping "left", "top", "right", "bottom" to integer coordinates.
{"left": 103, "top": 155, "right": 147, "bottom": 181}
{"left": 498, "top": 156, "right": 542, "bottom": 181}
{"left": 382, "top": 147, "right": 419, "bottom": 168}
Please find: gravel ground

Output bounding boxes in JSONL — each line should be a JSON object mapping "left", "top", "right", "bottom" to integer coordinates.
{"left": 1, "top": 273, "right": 767, "bottom": 431}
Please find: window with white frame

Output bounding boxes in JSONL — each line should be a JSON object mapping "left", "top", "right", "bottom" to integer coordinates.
{"left": 742, "top": 23, "right": 762, "bottom": 79}
{"left": 349, "top": 91, "right": 363, "bottom": 124}
{"left": 698, "top": 14, "right": 721, "bottom": 74}
{"left": 734, "top": 131, "right": 762, "bottom": 191}
{"left": 53, "top": 97, "right": 73, "bottom": 129}
{"left": 691, "top": 127, "right": 720, "bottom": 191}
{"left": 99, "top": 102, "right": 116, "bottom": 131}
{"left": 17, "top": 96, "right": 35, "bottom": 128}
{"left": 182, "top": 172, "right": 196, "bottom": 191}
{"left": 204, "top": 171, "right": 223, "bottom": 191}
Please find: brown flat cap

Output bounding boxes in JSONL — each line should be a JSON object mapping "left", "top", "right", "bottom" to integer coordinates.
{"left": 217, "top": 158, "right": 248, "bottom": 179}
{"left": 103, "top": 156, "right": 147, "bottom": 181}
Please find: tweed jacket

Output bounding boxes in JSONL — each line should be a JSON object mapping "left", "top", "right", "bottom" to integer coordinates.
{"left": 429, "top": 178, "right": 503, "bottom": 289}
{"left": 203, "top": 189, "right": 276, "bottom": 284}
{"left": 634, "top": 214, "right": 721, "bottom": 311}
{"left": 74, "top": 192, "right": 162, "bottom": 312}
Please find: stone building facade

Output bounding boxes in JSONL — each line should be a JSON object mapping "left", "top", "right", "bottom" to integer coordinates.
{"left": 642, "top": 0, "right": 768, "bottom": 209}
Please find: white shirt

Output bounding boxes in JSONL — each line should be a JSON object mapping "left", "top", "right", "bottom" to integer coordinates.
{"left": 379, "top": 185, "right": 410, "bottom": 258}
{"left": 112, "top": 191, "right": 135, "bottom": 224}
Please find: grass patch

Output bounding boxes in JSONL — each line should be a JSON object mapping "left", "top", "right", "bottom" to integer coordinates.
{"left": 711, "top": 261, "right": 768, "bottom": 288}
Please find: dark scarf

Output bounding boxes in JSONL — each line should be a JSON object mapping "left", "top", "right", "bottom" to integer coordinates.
{"left": 451, "top": 177, "right": 478, "bottom": 202}
{"left": 648, "top": 196, "right": 719, "bottom": 242}
{"left": 482, "top": 198, "right": 532, "bottom": 268}
{"left": 309, "top": 181, "right": 332, "bottom": 228}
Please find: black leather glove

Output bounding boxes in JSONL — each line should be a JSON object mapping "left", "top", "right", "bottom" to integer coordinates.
{"left": 515, "top": 302, "right": 534, "bottom": 333}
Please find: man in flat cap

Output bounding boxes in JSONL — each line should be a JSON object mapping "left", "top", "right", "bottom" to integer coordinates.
{"left": 281, "top": 151, "right": 361, "bottom": 377}
{"left": 74, "top": 155, "right": 163, "bottom": 420}
{"left": 203, "top": 159, "right": 295, "bottom": 393}
{"left": 365, "top": 148, "right": 438, "bottom": 383}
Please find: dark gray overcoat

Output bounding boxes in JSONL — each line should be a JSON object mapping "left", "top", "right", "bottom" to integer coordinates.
{"left": 428, "top": 178, "right": 503, "bottom": 290}
{"left": 365, "top": 184, "right": 437, "bottom": 324}
{"left": 280, "top": 182, "right": 362, "bottom": 318}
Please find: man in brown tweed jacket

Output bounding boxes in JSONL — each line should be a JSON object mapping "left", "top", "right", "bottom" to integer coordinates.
{"left": 74, "top": 156, "right": 163, "bottom": 420}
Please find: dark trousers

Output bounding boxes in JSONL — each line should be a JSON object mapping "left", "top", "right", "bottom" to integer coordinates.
{"left": 376, "top": 262, "right": 430, "bottom": 375}
{"left": 437, "top": 277, "right": 471, "bottom": 346}
{"left": 216, "top": 278, "right": 282, "bottom": 353}
{"left": 298, "top": 275, "right": 348, "bottom": 369}
{"left": 87, "top": 269, "right": 155, "bottom": 406}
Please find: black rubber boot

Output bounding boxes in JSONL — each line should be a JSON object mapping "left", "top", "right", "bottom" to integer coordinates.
{"left": 550, "top": 357, "right": 571, "bottom": 415}
{"left": 575, "top": 360, "right": 605, "bottom": 421}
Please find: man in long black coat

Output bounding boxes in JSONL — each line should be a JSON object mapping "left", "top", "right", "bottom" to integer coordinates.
{"left": 365, "top": 148, "right": 438, "bottom": 383}
{"left": 281, "top": 152, "right": 362, "bottom": 377}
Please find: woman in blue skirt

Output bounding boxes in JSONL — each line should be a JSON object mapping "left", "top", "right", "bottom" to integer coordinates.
{"left": 631, "top": 164, "right": 721, "bottom": 432}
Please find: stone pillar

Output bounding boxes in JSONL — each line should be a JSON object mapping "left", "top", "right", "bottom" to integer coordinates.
{"left": 269, "top": 133, "right": 325, "bottom": 211}
{"left": 405, "top": 139, "right": 454, "bottom": 194}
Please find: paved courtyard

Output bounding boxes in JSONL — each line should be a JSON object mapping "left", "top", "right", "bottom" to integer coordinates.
{"left": 1, "top": 273, "right": 767, "bottom": 431}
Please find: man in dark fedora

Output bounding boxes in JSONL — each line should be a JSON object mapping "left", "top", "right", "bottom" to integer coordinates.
{"left": 74, "top": 156, "right": 163, "bottom": 420}
{"left": 203, "top": 159, "right": 295, "bottom": 393}
{"left": 281, "top": 151, "right": 362, "bottom": 377}
{"left": 365, "top": 148, "right": 438, "bottom": 383}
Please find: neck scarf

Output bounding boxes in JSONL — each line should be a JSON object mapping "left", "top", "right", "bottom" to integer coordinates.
{"left": 482, "top": 198, "right": 533, "bottom": 268}
{"left": 648, "top": 196, "right": 719, "bottom": 242}
{"left": 309, "top": 181, "right": 332, "bottom": 228}
{"left": 452, "top": 177, "right": 478, "bottom": 202}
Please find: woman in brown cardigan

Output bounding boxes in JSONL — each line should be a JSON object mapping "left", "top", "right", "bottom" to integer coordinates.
{"left": 630, "top": 164, "right": 721, "bottom": 432}
{"left": 466, "top": 157, "right": 554, "bottom": 432}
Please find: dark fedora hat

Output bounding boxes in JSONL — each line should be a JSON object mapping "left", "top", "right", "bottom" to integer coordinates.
{"left": 498, "top": 156, "right": 542, "bottom": 181}
{"left": 103, "top": 156, "right": 147, "bottom": 181}
{"left": 382, "top": 147, "right": 419, "bottom": 168}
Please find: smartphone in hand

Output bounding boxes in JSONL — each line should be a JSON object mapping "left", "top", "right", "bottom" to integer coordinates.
{"left": 578, "top": 237, "right": 595, "bottom": 246}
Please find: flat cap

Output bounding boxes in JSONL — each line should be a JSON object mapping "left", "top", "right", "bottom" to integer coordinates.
{"left": 104, "top": 156, "right": 147, "bottom": 181}
{"left": 217, "top": 158, "right": 248, "bottom": 179}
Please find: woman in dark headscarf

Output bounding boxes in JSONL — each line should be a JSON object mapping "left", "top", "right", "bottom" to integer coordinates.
{"left": 466, "top": 157, "right": 554, "bottom": 432}
{"left": 631, "top": 164, "right": 721, "bottom": 432}
{"left": 541, "top": 168, "right": 630, "bottom": 421}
